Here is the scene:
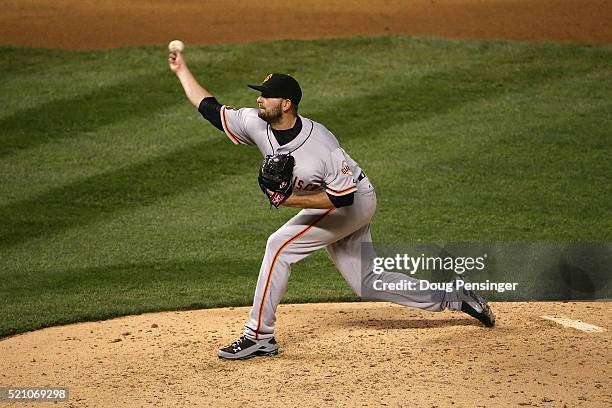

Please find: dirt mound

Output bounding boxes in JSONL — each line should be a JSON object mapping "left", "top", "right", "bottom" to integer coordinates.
{"left": 1, "top": 302, "right": 610, "bottom": 407}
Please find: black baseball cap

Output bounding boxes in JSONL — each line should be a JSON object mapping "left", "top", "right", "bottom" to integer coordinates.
{"left": 248, "top": 73, "right": 302, "bottom": 105}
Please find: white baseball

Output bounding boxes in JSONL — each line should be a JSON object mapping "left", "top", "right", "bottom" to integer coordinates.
{"left": 168, "top": 40, "right": 185, "bottom": 53}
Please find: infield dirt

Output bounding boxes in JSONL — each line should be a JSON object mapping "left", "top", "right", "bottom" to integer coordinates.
{"left": 1, "top": 0, "right": 611, "bottom": 49}
{"left": 1, "top": 1, "right": 611, "bottom": 407}
{"left": 1, "top": 302, "right": 610, "bottom": 407}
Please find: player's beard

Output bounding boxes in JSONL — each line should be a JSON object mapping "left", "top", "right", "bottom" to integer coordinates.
{"left": 258, "top": 103, "right": 283, "bottom": 124}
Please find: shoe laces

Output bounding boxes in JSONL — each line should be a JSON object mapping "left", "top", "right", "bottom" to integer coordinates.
{"left": 231, "top": 335, "right": 247, "bottom": 348}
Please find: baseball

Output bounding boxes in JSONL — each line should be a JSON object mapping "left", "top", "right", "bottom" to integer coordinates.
{"left": 168, "top": 40, "right": 184, "bottom": 53}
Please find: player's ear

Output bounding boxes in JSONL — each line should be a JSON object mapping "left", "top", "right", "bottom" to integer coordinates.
{"left": 282, "top": 99, "right": 292, "bottom": 113}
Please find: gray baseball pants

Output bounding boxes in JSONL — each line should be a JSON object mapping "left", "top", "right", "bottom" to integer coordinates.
{"left": 244, "top": 179, "right": 448, "bottom": 340}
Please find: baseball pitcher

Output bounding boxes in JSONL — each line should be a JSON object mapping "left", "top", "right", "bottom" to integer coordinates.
{"left": 168, "top": 47, "right": 495, "bottom": 360}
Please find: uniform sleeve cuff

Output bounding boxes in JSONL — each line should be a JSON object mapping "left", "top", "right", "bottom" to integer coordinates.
{"left": 325, "top": 184, "right": 358, "bottom": 196}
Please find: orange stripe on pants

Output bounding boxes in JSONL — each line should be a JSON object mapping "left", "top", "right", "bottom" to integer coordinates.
{"left": 255, "top": 208, "right": 334, "bottom": 339}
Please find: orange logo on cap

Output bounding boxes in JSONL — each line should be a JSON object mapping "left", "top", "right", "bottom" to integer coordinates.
{"left": 262, "top": 73, "right": 273, "bottom": 84}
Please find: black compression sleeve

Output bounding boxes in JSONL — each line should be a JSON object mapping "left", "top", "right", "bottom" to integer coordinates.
{"left": 198, "top": 97, "right": 223, "bottom": 131}
{"left": 327, "top": 191, "right": 355, "bottom": 208}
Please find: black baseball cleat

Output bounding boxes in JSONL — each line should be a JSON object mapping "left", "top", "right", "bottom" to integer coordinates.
{"left": 450, "top": 276, "right": 496, "bottom": 327}
{"left": 461, "top": 296, "right": 496, "bottom": 327}
{"left": 217, "top": 335, "right": 279, "bottom": 360}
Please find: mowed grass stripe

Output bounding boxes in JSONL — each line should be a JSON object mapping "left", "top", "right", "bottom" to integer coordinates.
{"left": 0, "top": 36, "right": 610, "bottom": 337}
{"left": 0, "top": 72, "right": 177, "bottom": 158}
{"left": 0, "top": 47, "right": 258, "bottom": 158}
{"left": 1, "top": 41, "right": 519, "bottom": 248}
{"left": 0, "top": 139, "right": 257, "bottom": 248}
{"left": 373, "top": 89, "right": 611, "bottom": 241}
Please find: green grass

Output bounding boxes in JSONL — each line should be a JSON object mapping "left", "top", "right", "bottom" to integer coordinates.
{"left": 1, "top": 36, "right": 611, "bottom": 337}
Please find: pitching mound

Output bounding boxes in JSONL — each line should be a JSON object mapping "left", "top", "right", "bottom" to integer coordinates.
{"left": 1, "top": 302, "right": 610, "bottom": 407}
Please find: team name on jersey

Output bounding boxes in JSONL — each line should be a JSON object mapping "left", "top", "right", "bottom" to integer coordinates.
{"left": 293, "top": 176, "right": 320, "bottom": 192}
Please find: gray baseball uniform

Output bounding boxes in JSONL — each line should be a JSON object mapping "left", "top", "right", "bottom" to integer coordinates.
{"left": 221, "top": 106, "right": 451, "bottom": 340}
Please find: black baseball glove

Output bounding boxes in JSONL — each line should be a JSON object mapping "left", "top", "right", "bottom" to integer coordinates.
{"left": 258, "top": 153, "right": 295, "bottom": 208}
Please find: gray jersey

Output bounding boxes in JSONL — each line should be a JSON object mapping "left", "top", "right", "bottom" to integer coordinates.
{"left": 217, "top": 105, "right": 458, "bottom": 342}
{"left": 221, "top": 106, "right": 363, "bottom": 198}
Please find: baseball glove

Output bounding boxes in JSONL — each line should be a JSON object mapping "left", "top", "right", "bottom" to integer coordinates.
{"left": 258, "top": 153, "right": 295, "bottom": 208}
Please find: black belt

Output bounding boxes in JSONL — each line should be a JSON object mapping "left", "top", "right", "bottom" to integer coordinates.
{"left": 357, "top": 171, "right": 366, "bottom": 182}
